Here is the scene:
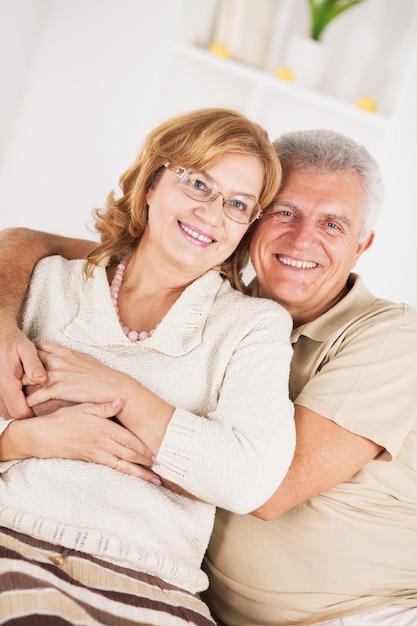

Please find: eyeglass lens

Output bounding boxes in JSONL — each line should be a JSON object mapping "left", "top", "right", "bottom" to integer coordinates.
{"left": 179, "top": 170, "right": 259, "bottom": 224}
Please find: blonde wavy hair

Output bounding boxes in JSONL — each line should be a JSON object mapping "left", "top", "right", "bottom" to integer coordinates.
{"left": 86, "top": 108, "right": 281, "bottom": 292}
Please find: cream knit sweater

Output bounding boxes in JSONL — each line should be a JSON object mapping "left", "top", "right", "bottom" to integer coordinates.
{"left": 0, "top": 256, "right": 294, "bottom": 593}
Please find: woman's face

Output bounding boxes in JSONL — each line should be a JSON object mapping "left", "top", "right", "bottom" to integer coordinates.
{"left": 144, "top": 152, "right": 264, "bottom": 279}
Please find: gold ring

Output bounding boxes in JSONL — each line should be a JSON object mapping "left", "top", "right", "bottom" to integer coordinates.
{"left": 112, "top": 457, "right": 122, "bottom": 471}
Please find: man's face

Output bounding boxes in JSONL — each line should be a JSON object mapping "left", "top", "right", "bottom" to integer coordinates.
{"left": 249, "top": 169, "right": 374, "bottom": 325}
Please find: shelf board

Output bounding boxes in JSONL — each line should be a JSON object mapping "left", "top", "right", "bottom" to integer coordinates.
{"left": 174, "top": 42, "right": 389, "bottom": 130}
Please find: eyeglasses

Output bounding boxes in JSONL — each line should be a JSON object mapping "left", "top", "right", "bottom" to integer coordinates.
{"left": 164, "top": 162, "right": 262, "bottom": 225}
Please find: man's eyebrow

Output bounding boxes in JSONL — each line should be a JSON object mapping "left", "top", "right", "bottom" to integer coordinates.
{"left": 324, "top": 212, "right": 353, "bottom": 229}
{"left": 270, "top": 199, "right": 298, "bottom": 211}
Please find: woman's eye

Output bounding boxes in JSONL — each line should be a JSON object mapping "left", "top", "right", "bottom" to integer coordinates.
{"left": 230, "top": 199, "right": 247, "bottom": 212}
{"left": 192, "top": 178, "right": 208, "bottom": 192}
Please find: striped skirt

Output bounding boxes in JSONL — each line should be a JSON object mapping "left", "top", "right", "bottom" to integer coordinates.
{"left": 0, "top": 528, "right": 217, "bottom": 626}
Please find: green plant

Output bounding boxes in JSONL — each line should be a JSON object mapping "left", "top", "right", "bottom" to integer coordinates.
{"left": 307, "top": 0, "right": 364, "bottom": 41}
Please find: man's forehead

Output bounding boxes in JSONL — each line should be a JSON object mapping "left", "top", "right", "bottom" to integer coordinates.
{"left": 276, "top": 171, "right": 364, "bottom": 205}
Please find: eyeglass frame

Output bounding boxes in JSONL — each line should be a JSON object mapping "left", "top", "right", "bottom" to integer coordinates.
{"left": 163, "top": 162, "right": 263, "bottom": 225}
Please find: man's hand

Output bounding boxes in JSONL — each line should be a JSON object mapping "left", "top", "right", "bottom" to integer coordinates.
{"left": 0, "top": 227, "right": 96, "bottom": 419}
{"left": 24, "top": 383, "right": 75, "bottom": 416}
{"left": 23, "top": 341, "right": 125, "bottom": 408}
{"left": 0, "top": 321, "right": 47, "bottom": 419}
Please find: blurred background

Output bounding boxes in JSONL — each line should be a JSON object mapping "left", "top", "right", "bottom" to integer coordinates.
{"left": 1, "top": 0, "right": 416, "bottom": 305}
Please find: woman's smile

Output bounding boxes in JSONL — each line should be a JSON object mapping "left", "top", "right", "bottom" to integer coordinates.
{"left": 178, "top": 220, "right": 217, "bottom": 246}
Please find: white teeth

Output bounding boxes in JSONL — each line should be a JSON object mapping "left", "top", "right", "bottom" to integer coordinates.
{"left": 181, "top": 223, "right": 213, "bottom": 243}
{"left": 278, "top": 255, "right": 317, "bottom": 269}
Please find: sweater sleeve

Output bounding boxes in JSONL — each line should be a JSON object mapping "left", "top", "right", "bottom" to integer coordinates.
{"left": 154, "top": 303, "right": 295, "bottom": 514}
{"left": 0, "top": 419, "right": 19, "bottom": 472}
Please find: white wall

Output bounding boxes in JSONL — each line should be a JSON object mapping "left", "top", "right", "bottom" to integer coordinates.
{"left": 0, "top": 0, "right": 416, "bottom": 308}
{"left": 355, "top": 43, "right": 417, "bottom": 307}
{"left": 0, "top": 0, "right": 180, "bottom": 237}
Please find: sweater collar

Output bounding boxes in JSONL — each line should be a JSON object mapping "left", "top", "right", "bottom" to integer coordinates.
{"left": 63, "top": 268, "right": 226, "bottom": 356}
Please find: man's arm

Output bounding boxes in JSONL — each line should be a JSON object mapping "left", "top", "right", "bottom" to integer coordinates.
{"left": 252, "top": 404, "right": 383, "bottom": 520}
{"left": 0, "top": 228, "right": 95, "bottom": 317}
{"left": 0, "top": 227, "right": 95, "bottom": 418}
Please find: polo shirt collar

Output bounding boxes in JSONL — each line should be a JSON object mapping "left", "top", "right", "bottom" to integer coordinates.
{"left": 291, "top": 274, "right": 376, "bottom": 343}
{"left": 249, "top": 273, "right": 377, "bottom": 344}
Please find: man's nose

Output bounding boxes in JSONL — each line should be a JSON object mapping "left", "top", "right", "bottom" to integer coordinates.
{"left": 287, "top": 221, "right": 316, "bottom": 248}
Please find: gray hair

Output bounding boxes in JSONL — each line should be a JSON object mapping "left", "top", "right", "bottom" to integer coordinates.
{"left": 272, "top": 129, "right": 384, "bottom": 240}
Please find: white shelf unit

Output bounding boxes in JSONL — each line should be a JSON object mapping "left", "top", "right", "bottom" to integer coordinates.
{"left": 174, "top": 41, "right": 389, "bottom": 150}
{"left": 149, "top": 0, "right": 417, "bottom": 159}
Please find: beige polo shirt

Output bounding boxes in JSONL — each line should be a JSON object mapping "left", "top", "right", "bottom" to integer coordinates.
{"left": 204, "top": 274, "right": 417, "bottom": 625}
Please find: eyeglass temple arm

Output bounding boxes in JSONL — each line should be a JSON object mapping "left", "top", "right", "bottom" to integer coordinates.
{"left": 163, "top": 162, "right": 187, "bottom": 179}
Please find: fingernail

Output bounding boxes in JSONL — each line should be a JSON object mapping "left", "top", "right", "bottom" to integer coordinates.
{"left": 112, "top": 398, "right": 121, "bottom": 408}
{"left": 32, "top": 369, "right": 45, "bottom": 378}
{"left": 151, "top": 477, "right": 161, "bottom": 486}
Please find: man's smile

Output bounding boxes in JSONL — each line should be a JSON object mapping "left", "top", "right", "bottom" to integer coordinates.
{"left": 275, "top": 255, "right": 318, "bottom": 270}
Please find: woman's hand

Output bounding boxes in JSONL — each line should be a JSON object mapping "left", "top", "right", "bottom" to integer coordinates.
{"left": 23, "top": 341, "right": 127, "bottom": 408}
{"left": 0, "top": 319, "right": 47, "bottom": 419}
{"left": 0, "top": 399, "right": 161, "bottom": 483}
{"left": 25, "top": 340, "right": 175, "bottom": 454}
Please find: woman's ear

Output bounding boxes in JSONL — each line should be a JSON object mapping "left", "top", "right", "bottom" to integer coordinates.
{"left": 145, "top": 188, "right": 155, "bottom": 205}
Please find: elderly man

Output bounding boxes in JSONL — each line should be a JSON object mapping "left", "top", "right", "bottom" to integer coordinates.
{"left": 0, "top": 130, "right": 416, "bottom": 626}
{"left": 204, "top": 130, "right": 417, "bottom": 626}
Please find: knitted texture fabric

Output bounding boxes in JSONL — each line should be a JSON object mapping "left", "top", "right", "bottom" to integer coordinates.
{"left": 0, "top": 256, "right": 295, "bottom": 593}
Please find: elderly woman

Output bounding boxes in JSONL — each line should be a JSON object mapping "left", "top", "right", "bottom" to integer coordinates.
{"left": 0, "top": 108, "right": 295, "bottom": 625}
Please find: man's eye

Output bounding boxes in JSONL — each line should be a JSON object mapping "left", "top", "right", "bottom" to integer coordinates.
{"left": 269, "top": 210, "right": 294, "bottom": 222}
{"left": 325, "top": 222, "right": 342, "bottom": 232}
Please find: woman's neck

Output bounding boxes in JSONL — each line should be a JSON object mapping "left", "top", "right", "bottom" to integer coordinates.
{"left": 107, "top": 249, "right": 189, "bottom": 338}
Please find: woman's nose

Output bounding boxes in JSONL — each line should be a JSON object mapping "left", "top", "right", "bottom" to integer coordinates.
{"left": 195, "top": 196, "right": 224, "bottom": 226}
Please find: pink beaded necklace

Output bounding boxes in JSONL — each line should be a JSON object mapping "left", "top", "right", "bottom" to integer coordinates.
{"left": 110, "top": 254, "right": 155, "bottom": 342}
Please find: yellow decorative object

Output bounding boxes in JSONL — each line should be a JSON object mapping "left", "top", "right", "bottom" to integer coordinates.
{"left": 356, "top": 96, "right": 378, "bottom": 112}
{"left": 208, "top": 42, "right": 231, "bottom": 58}
{"left": 275, "top": 67, "right": 294, "bottom": 82}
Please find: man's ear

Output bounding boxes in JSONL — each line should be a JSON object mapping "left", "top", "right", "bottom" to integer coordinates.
{"left": 353, "top": 231, "right": 374, "bottom": 266}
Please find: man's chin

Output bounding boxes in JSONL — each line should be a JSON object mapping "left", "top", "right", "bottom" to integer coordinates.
{"left": 264, "top": 281, "right": 314, "bottom": 306}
